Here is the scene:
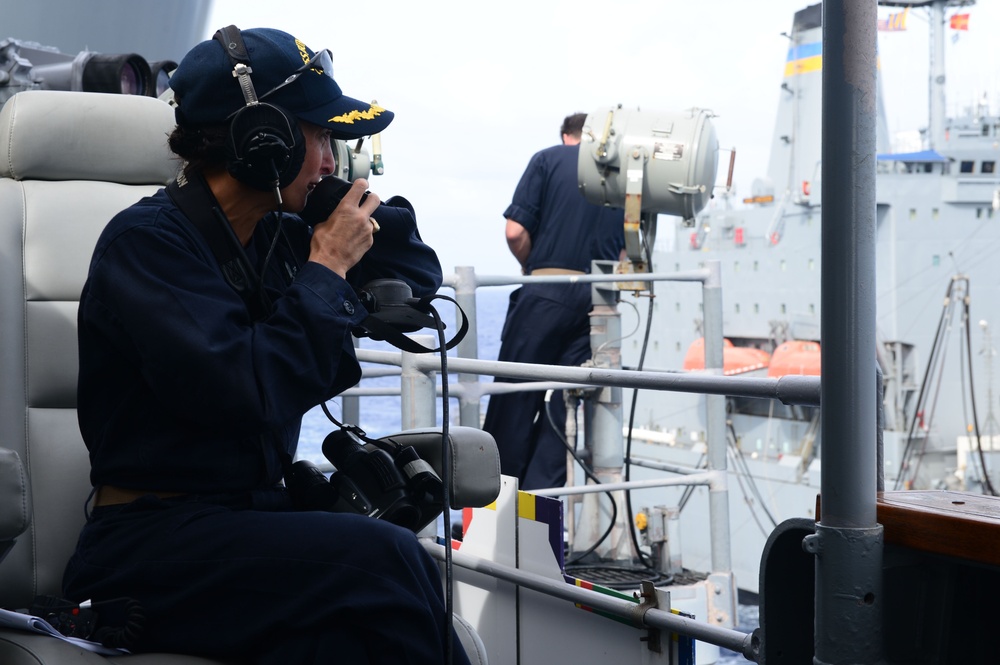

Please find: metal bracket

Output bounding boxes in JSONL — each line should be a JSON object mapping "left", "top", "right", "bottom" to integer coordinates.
{"left": 623, "top": 148, "right": 647, "bottom": 270}
{"left": 633, "top": 580, "right": 662, "bottom": 653}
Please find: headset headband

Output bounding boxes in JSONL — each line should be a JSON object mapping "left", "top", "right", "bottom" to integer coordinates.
{"left": 214, "top": 25, "right": 259, "bottom": 107}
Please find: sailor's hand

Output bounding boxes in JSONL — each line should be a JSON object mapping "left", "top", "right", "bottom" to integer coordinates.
{"left": 308, "top": 178, "right": 380, "bottom": 278}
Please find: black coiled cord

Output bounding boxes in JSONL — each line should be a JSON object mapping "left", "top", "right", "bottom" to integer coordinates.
{"left": 93, "top": 597, "right": 145, "bottom": 650}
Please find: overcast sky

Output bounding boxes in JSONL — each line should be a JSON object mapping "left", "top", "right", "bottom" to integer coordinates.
{"left": 204, "top": 0, "right": 1000, "bottom": 275}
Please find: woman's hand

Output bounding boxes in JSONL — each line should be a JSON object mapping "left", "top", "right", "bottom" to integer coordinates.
{"left": 308, "top": 178, "right": 380, "bottom": 278}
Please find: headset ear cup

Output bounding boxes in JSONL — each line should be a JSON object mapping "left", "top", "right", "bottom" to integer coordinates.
{"left": 226, "top": 103, "right": 305, "bottom": 191}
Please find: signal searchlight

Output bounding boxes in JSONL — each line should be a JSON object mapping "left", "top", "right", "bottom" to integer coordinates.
{"left": 577, "top": 106, "right": 719, "bottom": 273}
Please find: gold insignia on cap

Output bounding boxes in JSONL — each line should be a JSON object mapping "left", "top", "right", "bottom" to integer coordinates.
{"left": 294, "top": 39, "right": 311, "bottom": 66}
{"left": 330, "top": 104, "right": 386, "bottom": 124}
{"left": 294, "top": 39, "right": 326, "bottom": 76}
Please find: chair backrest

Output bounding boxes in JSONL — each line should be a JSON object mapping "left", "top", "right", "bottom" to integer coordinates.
{"left": 0, "top": 90, "right": 178, "bottom": 610}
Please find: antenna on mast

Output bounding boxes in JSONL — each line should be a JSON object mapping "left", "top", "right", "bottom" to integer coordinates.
{"left": 878, "top": 0, "right": 978, "bottom": 149}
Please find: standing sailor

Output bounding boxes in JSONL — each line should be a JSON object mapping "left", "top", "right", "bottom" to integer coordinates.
{"left": 484, "top": 112, "right": 625, "bottom": 490}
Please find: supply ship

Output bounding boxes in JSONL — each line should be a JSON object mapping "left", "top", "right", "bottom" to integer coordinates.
{"left": 618, "top": 0, "right": 1000, "bottom": 596}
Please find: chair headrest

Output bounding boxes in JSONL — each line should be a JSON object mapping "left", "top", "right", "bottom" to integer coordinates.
{"left": 0, "top": 90, "right": 179, "bottom": 185}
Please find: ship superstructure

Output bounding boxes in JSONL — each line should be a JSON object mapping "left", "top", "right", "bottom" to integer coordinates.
{"left": 620, "top": 0, "right": 1000, "bottom": 594}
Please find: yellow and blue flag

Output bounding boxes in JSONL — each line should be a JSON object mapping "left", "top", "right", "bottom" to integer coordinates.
{"left": 877, "top": 7, "right": 909, "bottom": 32}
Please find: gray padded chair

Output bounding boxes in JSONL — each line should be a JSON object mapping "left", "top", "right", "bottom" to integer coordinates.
{"left": 0, "top": 89, "right": 496, "bottom": 664}
{"left": 0, "top": 89, "right": 231, "bottom": 664}
{"left": 0, "top": 450, "right": 30, "bottom": 568}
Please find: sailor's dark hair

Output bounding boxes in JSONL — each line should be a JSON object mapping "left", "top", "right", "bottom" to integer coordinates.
{"left": 167, "top": 122, "right": 229, "bottom": 178}
{"left": 560, "top": 112, "right": 587, "bottom": 140}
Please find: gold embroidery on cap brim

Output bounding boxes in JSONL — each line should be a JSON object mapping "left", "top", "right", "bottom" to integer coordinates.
{"left": 330, "top": 105, "right": 386, "bottom": 124}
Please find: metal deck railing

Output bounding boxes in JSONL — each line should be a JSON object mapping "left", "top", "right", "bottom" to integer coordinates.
{"left": 326, "top": 260, "right": 827, "bottom": 661}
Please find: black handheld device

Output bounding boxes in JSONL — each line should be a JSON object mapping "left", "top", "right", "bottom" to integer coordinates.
{"left": 299, "top": 176, "right": 366, "bottom": 227}
{"left": 322, "top": 429, "right": 422, "bottom": 529}
{"left": 286, "top": 428, "right": 446, "bottom": 533}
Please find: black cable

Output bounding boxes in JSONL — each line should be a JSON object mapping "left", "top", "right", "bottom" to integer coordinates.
{"left": 956, "top": 301, "right": 986, "bottom": 490}
{"left": 726, "top": 421, "right": 778, "bottom": 530}
{"left": 962, "top": 285, "right": 998, "bottom": 496}
{"left": 911, "top": 327, "right": 952, "bottom": 484}
{"left": 238, "top": 208, "right": 287, "bottom": 319}
{"left": 542, "top": 395, "right": 619, "bottom": 567}
{"left": 623, "top": 290, "right": 658, "bottom": 570}
{"left": 545, "top": 405, "right": 666, "bottom": 588}
{"left": 258, "top": 211, "right": 284, "bottom": 293}
{"left": 895, "top": 279, "right": 954, "bottom": 489}
{"left": 897, "top": 279, "right": 952, "bottom": 486}
{"left": 427, "top": 303, "right": 456, "bottom": 665}
{"left": 93, "top": 598, "right": 145, "bottom": 650}
{"left": 560, "top": 237, "right": 663, "bottom": 574}
{"left": 616, "top": 233, "right": 667, "bottom": 573}
{"left": 321, "top": 401, "right": 341, "bottom": 426}
{"left": 676, "top": 453, "right": 706, "bottom": 513}
{"left": 909, "top": 306, "right": 955, "bottom": 487}
{"left": 320, "top": 301, "right": 457, "bottom": 662}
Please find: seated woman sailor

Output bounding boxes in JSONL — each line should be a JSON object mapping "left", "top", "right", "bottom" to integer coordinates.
{"left": 62, "top": 25, "right": 469, "bottom": 664}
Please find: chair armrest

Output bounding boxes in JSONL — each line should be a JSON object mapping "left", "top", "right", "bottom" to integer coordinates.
{"left": 380, "top": 427, "right": 500, "bottom": 509}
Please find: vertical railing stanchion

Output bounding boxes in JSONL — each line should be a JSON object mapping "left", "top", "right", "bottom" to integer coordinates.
{"left": 702, "top": 259, "right": 732, "bottom": 575}
{"left": 401, "top": 334, "right": 438, "bottom": 430}
{"left": 453, "top": 266, "right": 482, "bottom": 428}
{"left": 576, "top": 261, "right": 626, "bottom": 559}
{"left": 702, "top": 259, "right": 737, "bottom": 629}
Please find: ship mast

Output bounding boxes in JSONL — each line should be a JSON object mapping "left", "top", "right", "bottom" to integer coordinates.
{"left": 928, "top": 1, "right": 947, "bottom": 148}
{"left": 879, "top": 0, "right": 976, "bottom": 150}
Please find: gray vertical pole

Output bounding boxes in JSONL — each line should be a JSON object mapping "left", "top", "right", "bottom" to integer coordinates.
{"left": 401, "top": 334, "right": 437, "bottom": 430}
{"left": 589, "top": 279, "right": 624, "bottom": 473}
{"left": 453, "top": 266, "right": 482, "bottom": 428}
{"left": 927, "top": 1, "right": 946, "bottom": 151}
{"left": 575, "top": 269, "right": 626, "bottom": 558}
{"left": 702, "top": 260, "right": 732, "bottom": 575}
{"left": 810, "top": 2, "right": 884, "bottom": 664}
{"left": 341, "top": 394, "right": 361, "bottom": 427}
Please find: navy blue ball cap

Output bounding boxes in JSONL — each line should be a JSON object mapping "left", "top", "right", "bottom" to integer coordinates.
{"left": 169, "top": 27, "right": 393, "bottom": 140}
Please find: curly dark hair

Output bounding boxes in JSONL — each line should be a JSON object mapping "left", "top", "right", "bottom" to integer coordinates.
{"left": 167, "top": 123, "right": 230, "bottom": 178}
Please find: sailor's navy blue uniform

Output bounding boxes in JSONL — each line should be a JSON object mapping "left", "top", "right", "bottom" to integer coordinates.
{"left": 484, "top": 143, "right": 624, "bottom": 490}
{"left": 63, "top": 188, "right": 469, "bottom": 664}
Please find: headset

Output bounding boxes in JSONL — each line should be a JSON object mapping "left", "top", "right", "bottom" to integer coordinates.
{"left": 213, "top": 25, "right": 305, "bottom": 193}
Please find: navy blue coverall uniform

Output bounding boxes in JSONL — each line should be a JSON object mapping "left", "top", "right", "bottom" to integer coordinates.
{"left": 483, "top": 143, "right": 624, "bottom": 490}
{"left": 63, "top": 186, "right": 470, "bottom": 664}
